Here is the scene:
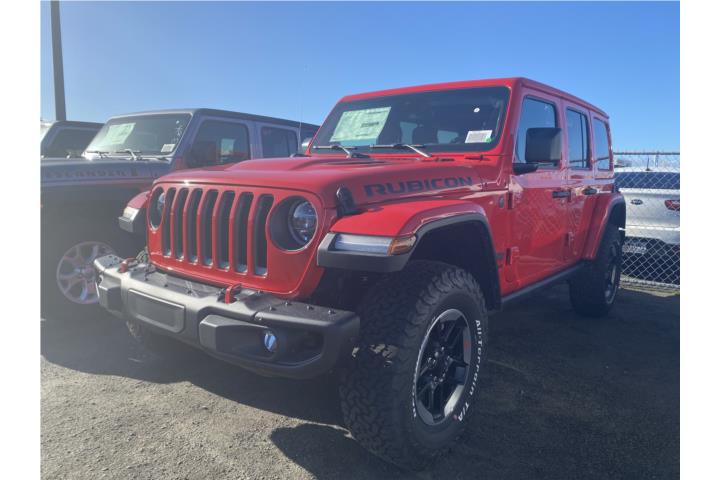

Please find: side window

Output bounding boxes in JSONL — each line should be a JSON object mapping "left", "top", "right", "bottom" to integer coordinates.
{"left": 592, "top": 119, "right": 611, "bottom": 170}
{"left": 515, "top": 97, "right": 557, "bottom": 164}
{"left": 566, "top": 109, "right": 590, "bottom": 169}
{"left": 191, "top": 120, "right": 250, "bottom": 166}
{"left": 261, "top": 127, "right": 298, "bottom": 158}
{"left": 44, "top": 128, "right": 98, "bottom": 157}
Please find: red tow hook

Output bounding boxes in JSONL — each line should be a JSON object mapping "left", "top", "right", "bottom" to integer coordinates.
{"left": 223, "top": 283, "right": 244, "bottom": 304}
{"left": 118, "top": 257, "right": 139, "bottom": 273}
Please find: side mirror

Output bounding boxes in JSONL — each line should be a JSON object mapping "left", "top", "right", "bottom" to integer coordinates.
{"left": 525, "top": 127, "right": 562, "bottom": 165}
{"left": 299, "top": 137, "right": 313, "bottom": 154}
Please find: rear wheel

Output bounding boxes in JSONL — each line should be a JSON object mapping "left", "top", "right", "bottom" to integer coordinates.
{"left": 339, "top": 261, "right": 488, "bottom": 470}
{"left": 569, "top": 225, "right": 623, "bottom": 317}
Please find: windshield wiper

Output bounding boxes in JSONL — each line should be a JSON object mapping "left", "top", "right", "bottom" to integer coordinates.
{"left": 85, "top": 150, "right": 109, "bottom": 158}
{"left": 115, "top": 149, "right": 143, "bottom": 161}
{"left": 313, "top": 144, "right": 369, "bottom": 158}
{"left": 370, "top": 144, "right": 432, "bottom": 158}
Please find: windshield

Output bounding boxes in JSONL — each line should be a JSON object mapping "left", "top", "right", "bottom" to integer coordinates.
{"left": 85, "top": 113, "right": 191, "bottom": 157}
{"left": 312, "top": 86, "right": 510, "bottom": 154}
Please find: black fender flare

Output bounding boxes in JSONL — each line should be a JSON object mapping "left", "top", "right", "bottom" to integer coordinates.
{"left": 317, "top": 212, "right": 502, "bottom": 310}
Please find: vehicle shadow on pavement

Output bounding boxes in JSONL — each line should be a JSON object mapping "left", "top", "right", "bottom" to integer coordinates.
{"left": 41, "top": 312, "right": 343, "bottom": 426}
{"left": 270, "top": 424, "right": 411, "bottom": 480}
{"left": 42, "top": 285, "right": 679, "bottom": 478}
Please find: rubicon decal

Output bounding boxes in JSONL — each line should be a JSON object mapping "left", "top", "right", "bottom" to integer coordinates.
{"left": 364, "top": 176, "right": 474, "bottom": 197}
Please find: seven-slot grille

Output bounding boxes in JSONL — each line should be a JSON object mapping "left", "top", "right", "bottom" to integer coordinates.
{"left": 156, "top": 186, "right": 274, "bottom": 275}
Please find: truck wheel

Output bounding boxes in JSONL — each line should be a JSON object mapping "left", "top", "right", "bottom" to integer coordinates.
{"left": 339, "top": 261, "right": 488, "bottom": 470}
{"left": 41, "top": 223, "right": 118, "bottom": 320}
{"left": 569, "top": 225, "right": 623, "bottom": 317}
{"left": 41, "top": 218, "right": 141, "bottom": 320}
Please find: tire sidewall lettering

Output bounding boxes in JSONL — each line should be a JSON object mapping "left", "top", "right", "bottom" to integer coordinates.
{"left": 411, "top": 312, "right": 484, "bottom": 425}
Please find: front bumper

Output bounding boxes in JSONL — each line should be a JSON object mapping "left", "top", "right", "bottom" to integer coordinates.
{"left": 94, "top": 255, "right": 359, "bottom": 379}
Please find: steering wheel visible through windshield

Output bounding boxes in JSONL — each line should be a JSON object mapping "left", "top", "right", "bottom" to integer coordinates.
{"left": 311, "top": 86, "right": 510, "bottom": 155}
{"left": 85, "top": 113, "right": 191, "bottom": 158}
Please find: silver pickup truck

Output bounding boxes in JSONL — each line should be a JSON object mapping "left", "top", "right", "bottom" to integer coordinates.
{"left": 615, "top": 167, "right": 679, "bottom": 284}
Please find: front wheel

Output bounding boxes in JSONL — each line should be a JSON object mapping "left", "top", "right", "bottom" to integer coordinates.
{"left": 41, "top": 218, "right": 141, "bottom": 320}
{"left": 339, "top": 261, "right": 488, "bottom": 470}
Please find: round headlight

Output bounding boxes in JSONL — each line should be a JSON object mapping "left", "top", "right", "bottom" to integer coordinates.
{"left": 288, "top": 201, "right": 317, "bottom": 244}
{"left": 149, "top": 188, "right": 165, "bottom": 229}
{"left": 156, "top": 192, "right": 166, "bottom": 215}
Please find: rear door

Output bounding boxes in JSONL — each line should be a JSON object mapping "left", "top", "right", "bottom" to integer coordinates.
{"left": 564, "top": 104, "right": 597, "bottom": 262}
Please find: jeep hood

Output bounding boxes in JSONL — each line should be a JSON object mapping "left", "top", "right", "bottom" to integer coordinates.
{"left": 156, "top": 155, "right": 488, "bottom": 207}
{"left": 41, "top": 157, "right": 169, "bottom": 188}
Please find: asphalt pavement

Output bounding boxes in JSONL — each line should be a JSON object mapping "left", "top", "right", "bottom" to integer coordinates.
{"left": 41, "top": 284, "right": 679, "bottom": 479}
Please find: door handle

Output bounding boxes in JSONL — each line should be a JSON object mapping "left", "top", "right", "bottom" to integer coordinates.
{"left": 582, "top": 187, "right": 598, "bottom": 196}
{"left": 552, "top": 190, "right": 570, "bottom": 199}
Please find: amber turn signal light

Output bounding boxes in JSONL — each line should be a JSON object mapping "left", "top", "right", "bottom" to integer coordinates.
{"left": 388, "top": 235, "right": 417, "bottom": 255}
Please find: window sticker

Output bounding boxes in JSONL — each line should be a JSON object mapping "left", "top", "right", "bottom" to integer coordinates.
{"left": 330, "top": 107, "right": 391, "bottom": 143}
{"left": 103, "top": 122, "right": 136, "bottom": 145}
{"left": 465, "top": 130, "right": 493, "bottom": 143}
{"left": 161, "top": 143, "right": 175, "bottom": 153}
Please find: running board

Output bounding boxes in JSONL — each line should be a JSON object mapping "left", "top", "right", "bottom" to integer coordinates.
{"left": 498, "top": 263, "right": 586, "bottom": 310}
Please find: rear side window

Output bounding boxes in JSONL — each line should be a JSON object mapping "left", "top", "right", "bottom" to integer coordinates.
{"left": 193, "top": 120, "right": 250, "bottom": 165}
{"left": 615, "top": 172, "right": 680, "bottom": 190}
{"left": 515, "top": 97, "right": 557, "bottom": 164}
{"left": 592, "top": 119, "right": 611, "bottom": 170}
{"left": 566, "top": 109, "right": 590, "bottom": 169}
{"left": 261, "top": 127, "right": 298, "bottom": 158}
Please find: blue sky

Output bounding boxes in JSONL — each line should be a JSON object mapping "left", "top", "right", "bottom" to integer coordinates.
{"left": 40, "top": 1, "right": 679, "bottom": 150}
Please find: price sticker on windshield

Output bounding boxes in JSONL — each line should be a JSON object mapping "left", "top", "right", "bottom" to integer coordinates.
{"left": 465, "top": 130, "right": 493, "bottom": 143}
{"left": 103, "top": 122, "right": 136, "bottom": 146}
{"left": 330, "top": 107, "right": 391, "bottom": 143}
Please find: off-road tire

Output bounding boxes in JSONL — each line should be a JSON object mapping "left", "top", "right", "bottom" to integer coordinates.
{"left": 339, "top": 261, "right": 488, "bottom": 470}
{"left": 569, "top": 225, "right": 623, "bottom": 317}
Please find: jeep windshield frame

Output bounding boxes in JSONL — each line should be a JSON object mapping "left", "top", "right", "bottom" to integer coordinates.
{"left": 311, "top": 86, "right": 510, "bottom": 156}
{"left": 84, "top": 113, "right": 192, "bottom": 159}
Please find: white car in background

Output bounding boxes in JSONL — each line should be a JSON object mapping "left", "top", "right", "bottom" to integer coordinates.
{"left": 614, "top": 167, "right": 679, "bottom": 284}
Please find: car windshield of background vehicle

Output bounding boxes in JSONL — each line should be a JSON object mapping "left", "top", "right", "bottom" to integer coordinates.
{"left": 85, "top": 114, "right": 191, "bottom": 158}
{"left": 615, "top": 172, "right": 680, "bottom": 190}
{"left": 43, "top": 128, "right": 99, "bottom": 158}
{"left": 311, "top": 86, "right": 510, "bottom": 154}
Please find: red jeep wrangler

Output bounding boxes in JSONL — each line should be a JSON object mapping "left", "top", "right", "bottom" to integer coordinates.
{"left": 95, "top": 78, "right": 625, "bottom": 469}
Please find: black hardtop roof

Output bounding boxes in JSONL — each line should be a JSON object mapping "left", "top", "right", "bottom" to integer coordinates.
{"left": 106, "top": 108, "right": 320, "bottom": 130}
{"left": 48, "top": 120, "right": 104, "bottom": 128}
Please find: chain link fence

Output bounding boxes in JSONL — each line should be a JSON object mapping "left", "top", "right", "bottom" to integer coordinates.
{"left": 614, "top": 151, "right": 680, "bottom": 290}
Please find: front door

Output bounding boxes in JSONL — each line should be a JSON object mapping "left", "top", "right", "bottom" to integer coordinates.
{"left": 507, "top": 95, "right": 569, "bottom": 288}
